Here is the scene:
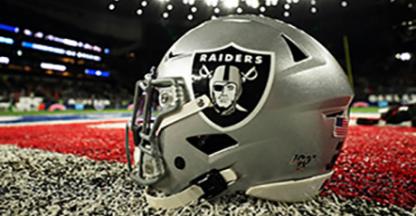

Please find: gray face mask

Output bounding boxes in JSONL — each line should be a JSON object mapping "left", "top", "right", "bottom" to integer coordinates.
{"left": 127, "top": 69, "right": 189, "bottom": 185}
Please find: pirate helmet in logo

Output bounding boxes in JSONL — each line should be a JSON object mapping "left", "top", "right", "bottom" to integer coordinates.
{"left": 127, "top": 15, "right": 353, "bottom": 209}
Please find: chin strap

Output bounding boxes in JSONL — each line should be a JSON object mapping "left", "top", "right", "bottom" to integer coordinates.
{"left": 145, "top": 168, "right": 237, "bottom": 209}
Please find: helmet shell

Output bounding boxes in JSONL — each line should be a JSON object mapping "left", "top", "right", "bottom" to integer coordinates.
{"left": 153, "top": 15, "right": 353, "bottom": 196}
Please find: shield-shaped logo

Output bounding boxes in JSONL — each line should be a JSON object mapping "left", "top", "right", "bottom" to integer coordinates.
{"left": 192, "top": 43, "right": 274, "bottom": 129}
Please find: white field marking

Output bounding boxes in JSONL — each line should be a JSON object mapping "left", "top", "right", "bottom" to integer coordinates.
{"left": 89, "top": 117, "right": 154, "bottom": 129}
{"left": 89, "top": 122, "right": 126, "bottom": 129}
{"left": 349, "top": 112, "right": 380, "bottom": 119}
{"left": 404, "top": 132, "right": 416, "bottom": 136}
{"left": 0, "top": 116, "right": 22, "bottom": 121}
{"left": 0, "top": 118, "right": 129, "bottom": 127}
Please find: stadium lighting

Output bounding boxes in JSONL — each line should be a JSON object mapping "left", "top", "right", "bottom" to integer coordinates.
{"left": 22, "top": 41, "right": 65, "bottom": 55}
{"left": 0, "top": 56, "right": 10, "bottom": 64}
{"left": 183, "top": 0, "right": 195, "bottom": 5}
{"left": 136, "top": 9, "right": 143, "bottom": 15}
{"left": 0, "top": 23, "right": 19, "bottom": 33}
{"left": 41, "top": 62, "right": 67, "bottom": 71}
{"left": 17, "top": 50, "right": 23, "bottom": 56}
{"left": 34, "top": 32, "right": 44, "bottom": 38}
{"left": 45, "top": 35, "right": 78, "bottom": 47}
{"left": 223, "top": 0, "right": 239, "bottom": 9}
{"left": 162, "top": 12, "right": 169, "bottom": 19}
{"left": 108, "top": 3, "right": 116, "bottom": 11}
{"left": 395, "top": 52, "right": 412, "bottom": 61}
{"left": 77, "top": 52, "right": 101, "bottom": 61}
{"left": 108, "top": 0, "right": 350, "bottom": 21}
{"left": 246, "top": 0, "right": 260, "bottom": 8}
{"left": 265, "top": 0, "right": 279, "bottom": 6}
{"left": 284, "top": 11, "right": 290, "bottom": 17}
{"left": 0, "top": 36, "right": 14, "bottom": 45}
{"left": 65, "top": 50, "right": 76, "bottom": 57}
{"left": 284, "top": 4, "right": 290, "bottom": 10}
{"left": 85, "top": 69, "right": 110, "bottom": 77}
{"left": 24, "top": 29, "right": 33, "bottom": 36}
{"left": 205, "top": 0, "right": 219, "bottom": 7}
{"left": 22, "top": 41, "right": 102, "bottom": 61}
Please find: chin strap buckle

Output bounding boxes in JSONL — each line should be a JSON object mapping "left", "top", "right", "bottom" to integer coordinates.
{"left": 145, "top": 168, "right": 237, "bottom": 209}
{"left": 191, "top": 169, "right": 228, "bottom": 199}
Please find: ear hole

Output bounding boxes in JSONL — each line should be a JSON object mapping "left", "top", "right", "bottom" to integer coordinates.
{"left": 187, "top": 134, "right": 238, "bottom": 155}
{"left": 281, "top": 34, "right": 309, "bottom": 62}
{"left": 174, "top": 156, "right": 186, "bottom": 170}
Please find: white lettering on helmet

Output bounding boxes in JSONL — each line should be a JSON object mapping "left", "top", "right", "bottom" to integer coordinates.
{"left": 255, "top": 56, "right": 263, "bottom": 64}
{"left": 199, "top": 54, "right": 207, "bottom": 62}
{"left": 200, "top": 53, "right": 263, "bottom": 65}
{"left": 244, "top": 55, "right": 253, "bottom": 64}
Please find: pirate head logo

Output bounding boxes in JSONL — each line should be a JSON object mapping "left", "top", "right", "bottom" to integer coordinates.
{"left": 199, "top": 64, "right": 259, "bottom": 115}
{"left": 192, "top": 43, "right": 273, "bottom": 128}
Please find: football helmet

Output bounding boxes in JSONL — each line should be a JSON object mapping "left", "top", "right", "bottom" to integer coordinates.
{"left": 125, "top": 15, "right": 353, "bottom": 209}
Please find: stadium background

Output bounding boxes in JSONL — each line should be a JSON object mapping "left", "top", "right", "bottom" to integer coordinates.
{"left": 0, "top": 0, "right": 415, "bottom": 215}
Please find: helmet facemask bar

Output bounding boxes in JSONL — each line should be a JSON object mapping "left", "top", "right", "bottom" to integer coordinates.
{"left": 130, "top": 71, "right": 188, "bottom": 185}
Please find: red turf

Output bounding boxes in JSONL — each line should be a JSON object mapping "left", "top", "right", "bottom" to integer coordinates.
{"left": 0, "top": 122, "right": 415, "bottom": 209}
{"left": 0, "top": 121, "right": 134, "bottom": 163}
{"left": 322, "top": 126, "right": 416, "bottom": 209}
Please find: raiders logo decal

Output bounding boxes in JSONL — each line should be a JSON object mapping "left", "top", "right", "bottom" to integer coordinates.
{"left": 192, "top": 43, "right": 274, "bottom": 129}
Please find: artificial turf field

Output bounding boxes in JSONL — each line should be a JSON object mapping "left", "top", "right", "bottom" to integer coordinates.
{"left": 0, "top": 108, "right": 414, "bottom": 215}
{"left": 0, "top": 107, "right": 381, "bottom": 116}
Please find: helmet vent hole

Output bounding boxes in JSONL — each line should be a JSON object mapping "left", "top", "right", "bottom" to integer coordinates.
{"left": 281, "top": 34, "right": 309, "bottom": 62}
{"left": 186, "top": 134, "right": 238, "bottom": 155}
{"left": 174, "top": 156, "right": 186, "bottom": 170}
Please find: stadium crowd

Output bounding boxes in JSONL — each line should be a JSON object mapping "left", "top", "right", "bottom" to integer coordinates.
{"left": 0, "top": 75, "right": 132, "bottom": 111}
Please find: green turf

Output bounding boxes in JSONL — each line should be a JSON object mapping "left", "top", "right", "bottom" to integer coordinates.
{"left": 0, "top": 109, "right": 131, "bottom": 116}
{"left": 350, "top": 107, "right": 379, "bottom": 113}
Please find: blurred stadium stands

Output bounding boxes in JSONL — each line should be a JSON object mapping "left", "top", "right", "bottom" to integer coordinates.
{"left": 0, "top": 75, "right": 131, "bottom": 111}
{"left": 0, "top": 0, "right": 415, "bottom": 113}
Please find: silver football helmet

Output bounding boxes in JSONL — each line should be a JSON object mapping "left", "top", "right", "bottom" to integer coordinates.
{"left": 125, "top": 15, "right": 353, "bottom": 209}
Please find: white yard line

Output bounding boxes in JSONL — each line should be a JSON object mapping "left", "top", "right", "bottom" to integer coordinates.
{"left": 0, "top": 116, "right": 22, "bottom": 121}
{"left": 0, "top": 118, "right": 129, "bottom": 127}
